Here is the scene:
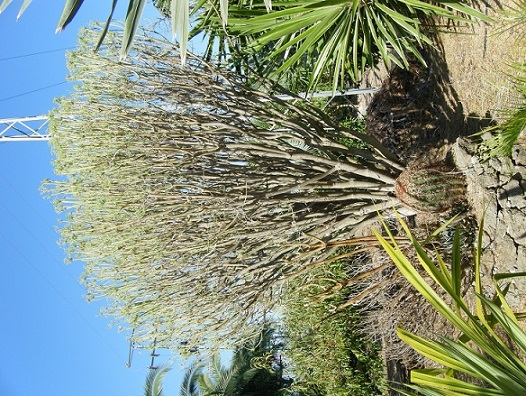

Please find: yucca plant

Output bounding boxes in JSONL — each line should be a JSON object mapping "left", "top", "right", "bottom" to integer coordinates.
{"left": 193, "top": 0, "right": 492, "bottom": 91}
{"left": 374, "top": 213, "right": 526, "bottom": 395}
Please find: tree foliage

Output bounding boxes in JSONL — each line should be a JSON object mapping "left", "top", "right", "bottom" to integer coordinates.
{"left": 480, "top": 62, "right": 526, "bottom": 158}
{"left": 182, "top": 328, "right": 288, "bottom": 395}
{"left": 44, "top": 26, "right": 403, "bottom": 354}
{"left": 282, "top": 258, "right": 385, "bottom": 396}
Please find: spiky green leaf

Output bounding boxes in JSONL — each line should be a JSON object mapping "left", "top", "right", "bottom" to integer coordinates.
{"left": 56, "top": 0, "right": 85, "bottom": 33}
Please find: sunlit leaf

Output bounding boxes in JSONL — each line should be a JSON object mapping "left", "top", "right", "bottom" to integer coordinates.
{"left": 0, "top": 0, "right": 14, "bottom": 14}
{"left": 56, "top": 0, "right": 85, "bottom": 33}
{"left": 95, "top": 0, "right": 119, "bottom": 50}
{"left": 380, "top": 211, "right": 526, "bottom": 395}
{"left": 196, "top": 0, "right": 494, "bottom": 91}
{"left": 17, "top": 0, "right": 32, "bottom": 19}
{"left": 144, "top": 365, "right": 171, "bottom": 396}
{"left": 171, "top": 0, "right": 189, "bottom": 64}
{"left": 121, "top": 0, "right": 147, "bottom": 58}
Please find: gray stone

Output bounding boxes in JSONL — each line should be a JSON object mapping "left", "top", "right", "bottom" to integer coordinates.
{"left": 503, "top": 178, "right": 526, "bottom": 209}
{"left": 517, "top": 246, "right": 526, "bottom": 272}
{"left": 512, "top": 145, "right": 526, "bottom": 167}
{"left": 492, "top": 235, "right": 517, "bottom": 274}
{"left": 452, "top": 138, "right": 526, "bottom": 307}
{"left": 505, "top": 208, "right": 526, "bottom": 245}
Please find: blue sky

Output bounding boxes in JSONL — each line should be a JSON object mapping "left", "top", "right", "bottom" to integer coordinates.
{"left": 0, "top": 2, "right": 186, "bottom": 395}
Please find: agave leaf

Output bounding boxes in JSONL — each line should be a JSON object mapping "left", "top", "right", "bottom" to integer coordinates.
{"left": 16, "top": 0, "right": 32, "bottom": 19}
{"left": 393, "top": 385, "right": 445, "bottom": 396}
{"left": 493, "top": 271, "right": 526, "bottom": 322}
{"left": 0, "top": 0, "right": 13, "bottom": 14}
{"left": 121, "top": 0, "right": 147, "bottom": 58}
{"left": 441, "top": 337, "right": 526, "bottom": 394}
{"left": 480, "top": 294, "right": 526, "bottom": 357}
{"left": 56, "top": 0, "right": 85, "bottom": 33}
{"left": 397, "top": 329, "right": 477, "bottom": 375}
{"left": 451, "top": 228, "right": 461, "bottom": 301}
{"left": 470, "top": 216, "right": 504, "bottom": 347}
{"left": 95, "top": 0, "right": 119, "bottom": 51}
{"left": 401, "top": 328, "right": 526, "bottom": 394}
{"left": 382, "top": 211, "right": 526, "bottom": 395}
{"left": 374, "top": 226, "right": 470, "bottom": 334}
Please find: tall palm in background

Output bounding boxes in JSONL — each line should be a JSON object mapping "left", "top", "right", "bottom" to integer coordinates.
{"left": 144, "top": 365, "right": 172, "bottom": 396}
{"left": 142, "top": 328, "right": 285, "bottom": 396}
{"left": 180, "top": 328, "right": 286, "bottom": 396}
{"left": 180, "top": 363, "right": 204, "bottom": 396}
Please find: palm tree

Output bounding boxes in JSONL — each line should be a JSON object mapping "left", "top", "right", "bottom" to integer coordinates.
{"left": 192, "top": 0, "right": 492, "bottom": 91}
{"left": 180, "top": 362, "right": 205, "bottom": 396}
{"left": 144, "top": 365, "right": 171, "bottom": 396}
{"left": 180, "top": 329, "right": 286, "bottom": 396}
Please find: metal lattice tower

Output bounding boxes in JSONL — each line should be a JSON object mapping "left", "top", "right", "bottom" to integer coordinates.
{"left": 0, "top": 115, "right": 50, "bottom": 142}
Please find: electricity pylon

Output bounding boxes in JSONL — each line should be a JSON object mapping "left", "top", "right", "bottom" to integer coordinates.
{"left": 0, "top": 115, "right": 50, "bottom": 142}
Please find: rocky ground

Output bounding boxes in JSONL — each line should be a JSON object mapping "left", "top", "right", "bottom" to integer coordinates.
{"left": 355, "top": 1, "right": 526, "bottom": 390}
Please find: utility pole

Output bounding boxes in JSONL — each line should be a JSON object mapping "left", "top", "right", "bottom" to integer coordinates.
{"left": 0, "top": 115, "right": 50, "bottom": 142}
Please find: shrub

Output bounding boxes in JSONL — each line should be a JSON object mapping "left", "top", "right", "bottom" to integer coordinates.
{"left": 282, "top": 257, "right": 386, "bottom": 396}
{"left": 43, "top": 25, "right": 402, "bottom": 355}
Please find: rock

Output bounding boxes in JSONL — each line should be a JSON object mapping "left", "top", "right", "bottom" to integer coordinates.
{"left": 452, "top": 138, "right": 526, "bottom": 304}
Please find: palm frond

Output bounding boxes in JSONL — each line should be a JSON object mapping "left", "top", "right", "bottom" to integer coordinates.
{"left": 480, "top": 62, "right": 526, "bottom": 158}
{"left": 180, "top": 362, "right": 204, "bottom": 396}
{"left": 194, "top": 0, "right": 492, "bottom": 91}
{"left": 144, "top": 365, "right": 171, "bottom": 396}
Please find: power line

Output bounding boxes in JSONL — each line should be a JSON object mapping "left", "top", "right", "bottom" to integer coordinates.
{"left": 0, "top": 47, "right": 76, "bottom": 62}
{"left": 0, "top": 173, "right": 127, "bottom": 363}
{"left": 0, "top": 199, "right": 127, "bottom": 363}
{"left": 0, "top": 81, "right": 68, "bottom": 102}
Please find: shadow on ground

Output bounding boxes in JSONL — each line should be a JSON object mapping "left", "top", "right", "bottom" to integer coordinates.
{"left": 360, "top": 39, "right": 496, "bottom": 395}
{"left": 365, "top": 39, "right": 494, "bottom": 166}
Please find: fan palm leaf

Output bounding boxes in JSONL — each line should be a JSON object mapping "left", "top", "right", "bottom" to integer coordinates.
{"left": 193, "top": 0, "right": 492, "bottom": 91}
